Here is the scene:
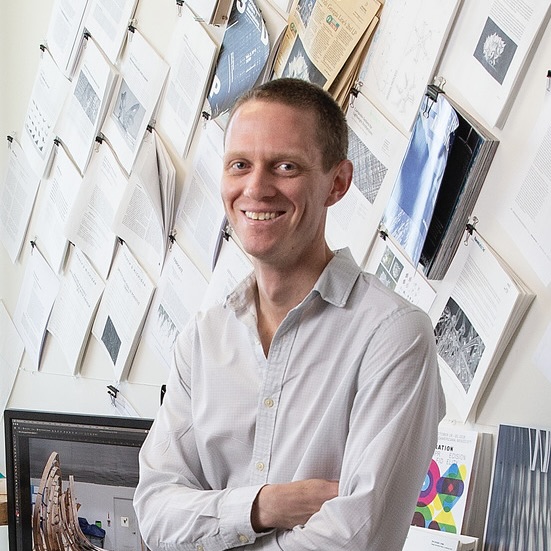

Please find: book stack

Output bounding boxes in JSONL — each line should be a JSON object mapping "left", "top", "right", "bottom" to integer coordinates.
{"left": 419, "top": 91, "right": 499, "bottom": 280}
{"left": 428, "top": 229, "right": 534, "bottom": 422}
{"left": 484, "top": 424, "right": 551, "bottom": 550}
{"left": 411, "top": 425, "right": 493, "bottom": 546}
{"left": 403, "top": 526, "right": 478, "bottom": 551}
{"left": 272, "top": 0, "right": 382, "bottom": 108}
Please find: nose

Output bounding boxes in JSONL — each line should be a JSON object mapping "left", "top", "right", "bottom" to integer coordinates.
{"left": 243, "top": 167, "right": 277, "bottom": 200}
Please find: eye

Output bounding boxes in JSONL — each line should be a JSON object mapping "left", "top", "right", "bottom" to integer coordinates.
{"left": 226, "top": 160, "right": 249, "bottom": 172}
{"left": 275, "top": 162, "right": 296, "bottom": 172}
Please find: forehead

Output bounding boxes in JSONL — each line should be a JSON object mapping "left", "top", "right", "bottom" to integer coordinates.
{"left": 224, "top": 100, "right": 321, "bottom": 156}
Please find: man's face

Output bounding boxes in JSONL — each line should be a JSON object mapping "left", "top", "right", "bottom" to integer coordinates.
{"left": 221, "top": 99, "right": 350, "bottom": 269}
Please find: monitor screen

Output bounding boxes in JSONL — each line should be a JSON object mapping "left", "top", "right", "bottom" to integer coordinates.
{"left": 4, "top": 409, "right": 152, "bottom": 551}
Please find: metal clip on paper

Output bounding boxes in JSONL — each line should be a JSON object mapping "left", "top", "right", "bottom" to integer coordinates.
{"left": 423, "top": 77, "right": 446, "bottom": 118}
{"left": 464, "top": 217, "right": 479, "bottom": 244}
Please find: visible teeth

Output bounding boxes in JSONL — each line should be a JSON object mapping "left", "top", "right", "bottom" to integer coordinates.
{"left": 245, "top": 211, "right": 279, "bottom": 220}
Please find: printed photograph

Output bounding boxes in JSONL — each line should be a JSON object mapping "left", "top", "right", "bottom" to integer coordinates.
{"left": 113, "top": 80, "right": 146, "bottom": 146}
{"left": 473, "top": 17, "right": 517, "bottom": 84}
{"left": 282, "top": 37, "right": 326, "bottom": 88}
{"left": 101, "top": 315, "right": 121, "bottom": 365}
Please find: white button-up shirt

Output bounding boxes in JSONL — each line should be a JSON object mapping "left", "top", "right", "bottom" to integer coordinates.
{"left": 134, "top": 249, "right": 445, "bottom": 551}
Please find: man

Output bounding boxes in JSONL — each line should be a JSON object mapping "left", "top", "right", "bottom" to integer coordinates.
{"left": 134, "top": 78, "right": 445, "bottom": 550}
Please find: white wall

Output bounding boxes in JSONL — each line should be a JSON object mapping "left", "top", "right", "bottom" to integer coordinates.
{"left": 1, "top": 0, "right": 551, "bottom": 474}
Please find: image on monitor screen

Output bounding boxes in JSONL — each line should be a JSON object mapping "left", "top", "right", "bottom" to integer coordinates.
{"left": 4, "top": 409, "right": 152, "bottom": 551}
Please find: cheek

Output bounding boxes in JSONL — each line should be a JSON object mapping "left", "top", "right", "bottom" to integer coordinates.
{"left": 220, "top": 180, "right": 237, "bottom": 207}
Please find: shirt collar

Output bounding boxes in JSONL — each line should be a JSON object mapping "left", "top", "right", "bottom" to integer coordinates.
{"left": 313, "top": 248, "right": 362, "bottom": 307}
{"left": 225, "top": 248, "right": 361, "bottom": 313}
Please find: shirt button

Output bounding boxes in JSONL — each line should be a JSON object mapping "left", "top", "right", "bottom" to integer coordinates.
{"left": 263, "top": 398, "right": 274, "bottom": 408}
{"left": 256, "top": 461, "right": 265, "bottom": 471}
{"left": 238, "top": 534, "right": 249, "bottom": 543}
{"left": 196, "top": 546, "right": 204, "bottom": 551}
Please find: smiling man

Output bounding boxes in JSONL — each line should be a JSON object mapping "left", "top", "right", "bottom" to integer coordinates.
{"left": 134, "top": 78, "right": 445, "bottom": 551}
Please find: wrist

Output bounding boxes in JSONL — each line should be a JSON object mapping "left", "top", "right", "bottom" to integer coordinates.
{"left": 251, "top": 484, "right": 274, "bottom": 532}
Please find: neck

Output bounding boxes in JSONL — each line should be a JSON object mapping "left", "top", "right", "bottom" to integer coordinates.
{"left": 253, "top": 245, "right": 334, "bottom": 355}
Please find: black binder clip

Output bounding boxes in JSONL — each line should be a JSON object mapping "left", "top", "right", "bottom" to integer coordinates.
{"left": 422, "top": 85, "right": 440, "bottom": 118}
{"left": 39, "top": 44, "right": 46, "bottom": 57}
{"left": 201, "top": 111, "right": 211, "bottom": 128}
{"left": 107, "top": 385, "right": 119, "bottom": 407}
{"left": 349, "top": 80, "right": 362, "bottom": 108}
{"left": 160, "top": 384, "right": 166, "bottom": 405}
{"left": 176, "top": 0, "right": 184, "bottom": 16}
{"left": 7, "top": 135, "right": 13, "bottom": 148}
{"left": 378, "top": 228, "right": 388, "bottom": 241}
{"left": 95, "top": 133, "right": 104, "bottom": 152}
{"left": 423, "top": 76, "right": 447, "bottom": 117}
{"left": 128, "top": 20, "right": 136, "bottom": 40}
{"left": 464, "top": 217, "right": 478, "bottom": 244}
{"left": 349, "top": 86, "right": 359, "bottom": 108}
{"left": 212, "top": 217, "right": 232, "bottom": 270}
{"left": 168, "top": 231, "right": 176, "bottom": 251}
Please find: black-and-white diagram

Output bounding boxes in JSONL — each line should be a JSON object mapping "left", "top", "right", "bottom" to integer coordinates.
{"left": 156, "top": 303, "right": 179, "bottom": 350}
{"left": 25, "top": 99, "right": 49, "bottom": 155}
{"left": 348, "top": 127, "right": 388, "bottom": 204}
{"left": 374, "top": 245, "right": 404, "bottom": 291}
{"left": 434, "top": 298, "right": 486, "bottom": 392}
{"left": 74, "top": 71, "right": 100, "bottom": 125}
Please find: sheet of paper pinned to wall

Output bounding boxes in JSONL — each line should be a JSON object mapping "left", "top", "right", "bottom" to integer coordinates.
{"left": 156, "top": 5, "right": 218, "bottom": 159}
{"left": 142, "top": 242, "right": 208, "bottom": 372}
{"left": 0, "top": 301, "right": 25, "bottom": 415}
{"left": 0, "top": 139, "right": 41, "bottom": 264}
{"left": 47, "top": 246, "right": 105, "bottom": 376}
{"left": 357, "top": 0, "right": 461, "bottom": 135}
{"left": 13, "top": 245, "right": 61, "bottom": 370}
{"left": 501, "top": 95, "right": 551, "bottom": 286}
{"left": 438, "top": 0, "right": 551, "bottom": 128}
{"left": 101, "top": 29, "right": 169, "bottom": 174}
{"left": 84, "top": 0, "right": 139, "bottom": 64}
{"left": 533, "top": 320, "right": 551, "bottom": 384}
{"left": 20, "top": 50, "right": 70, "bottom": 179}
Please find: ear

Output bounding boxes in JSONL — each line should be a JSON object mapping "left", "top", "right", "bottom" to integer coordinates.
{"left": 324, "top": 159, "right": 353, "bottom": 207}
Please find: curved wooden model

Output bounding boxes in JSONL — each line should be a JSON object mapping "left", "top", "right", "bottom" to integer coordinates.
{"left": 32, "top": 452, "right": 107, "bottom": 551}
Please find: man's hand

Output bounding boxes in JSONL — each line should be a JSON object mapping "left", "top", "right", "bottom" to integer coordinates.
{"left": 251, "top": 479, "right": 339, "bottom": 532}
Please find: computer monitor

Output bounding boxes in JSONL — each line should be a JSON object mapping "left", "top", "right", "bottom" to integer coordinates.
{"left": 4, "top": 409, "right": 152, "bottom": 551}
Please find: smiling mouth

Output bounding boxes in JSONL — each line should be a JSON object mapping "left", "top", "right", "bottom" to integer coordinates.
{"left": 244, "top": 211, "right": 282, "bottom": 221}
